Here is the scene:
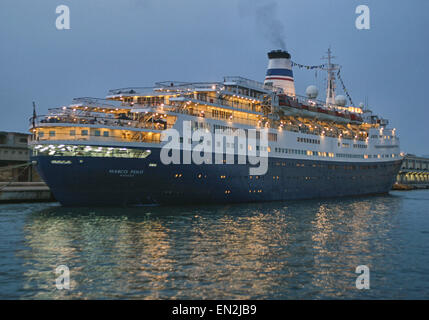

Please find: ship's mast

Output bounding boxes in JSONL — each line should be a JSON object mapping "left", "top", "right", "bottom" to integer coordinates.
{"left": 322, "top": 48, "right": 340, "bottom": 106}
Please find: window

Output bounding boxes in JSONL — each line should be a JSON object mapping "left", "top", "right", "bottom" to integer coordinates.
{"left": 49, "top": 131, "right": 56, "bottom": 137}
{"left": 94, "top": 130, "right": 101, "bottom": 136}
{"left": 103, "top": 131, "right": 109, "bottom": 137}
{"left": 81, "top": 130, "right": 88, "bottom": 136}
{"left": 70, "top": 130, "right": 76, "bottom": 136}
{"left": 268, "top": 133, "right": 277, "bottom": 142}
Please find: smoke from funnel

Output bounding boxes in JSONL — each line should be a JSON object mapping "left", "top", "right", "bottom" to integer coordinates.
{"left": 238, "top": 1, "right": 287, "bottom": 50}
{"left": 256, "top": 3, "right": 287, "bottom": 49}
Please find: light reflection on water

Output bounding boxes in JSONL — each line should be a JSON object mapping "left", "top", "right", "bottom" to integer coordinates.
{"left": 1, "top": 190, "right": 429, "bottom": 299}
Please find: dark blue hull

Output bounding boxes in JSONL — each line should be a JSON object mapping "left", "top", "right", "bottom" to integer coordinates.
{"left": 32, "top": 148, "right": 402, "bottom": 206}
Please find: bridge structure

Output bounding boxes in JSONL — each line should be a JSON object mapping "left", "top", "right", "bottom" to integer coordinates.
{"left": 396, "top": 154, "right": 429, "bottom": 188}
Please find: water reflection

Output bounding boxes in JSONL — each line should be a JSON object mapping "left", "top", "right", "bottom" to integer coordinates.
{"left": 11, "top": 193, "right": 409, "bottom": 299}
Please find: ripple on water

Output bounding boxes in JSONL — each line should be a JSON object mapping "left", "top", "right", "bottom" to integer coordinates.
{"left": 0, "top": 190, "right": 428, "bottom": 299}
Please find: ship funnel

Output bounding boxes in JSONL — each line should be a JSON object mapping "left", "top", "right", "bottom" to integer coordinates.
{"left": 264, "top": 50, "right": 296, "bottom": 96}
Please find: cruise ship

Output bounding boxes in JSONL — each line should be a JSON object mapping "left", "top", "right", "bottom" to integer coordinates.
{"left": 29, "top": 49, "right": 403, "bottom": 206}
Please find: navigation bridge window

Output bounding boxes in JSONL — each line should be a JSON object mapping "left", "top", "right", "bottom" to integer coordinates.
{"left": 32, "top": 145, "right": 151, "bottom": 159}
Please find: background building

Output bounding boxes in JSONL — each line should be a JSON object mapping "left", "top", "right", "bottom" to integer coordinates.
{"left": 396, "top": 154, "right": 429, "bottom": 188}
{"left": 0, "top": 131, "right": 40, "bottom": 182}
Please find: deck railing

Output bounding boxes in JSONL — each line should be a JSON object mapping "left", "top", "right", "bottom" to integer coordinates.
{"left": 29, "top": 131, "right": 161, "bottom": 144}
{"left": 30, "top": 114, "right": 170, "bottom": 131}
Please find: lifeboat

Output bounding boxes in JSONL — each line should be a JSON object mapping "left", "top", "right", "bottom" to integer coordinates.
{"left": 277, "top": 94, "right": 362, "bottom": 124}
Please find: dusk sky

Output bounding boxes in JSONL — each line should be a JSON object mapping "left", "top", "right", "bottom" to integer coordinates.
{"left": 1, "top": 0, "right": 428, "bottom": 155}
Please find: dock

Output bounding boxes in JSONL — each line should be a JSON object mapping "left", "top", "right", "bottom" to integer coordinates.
{"left": 395, "top": 154, "right": 429, "bottom": 190}
{"left": 0, "top": 182, "right": 54, "bottom": 203}
{"left": 1, "top": 131, "right": 54, "bottom": 203}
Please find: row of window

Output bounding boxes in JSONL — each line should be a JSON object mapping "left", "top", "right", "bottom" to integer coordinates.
{"left": 212, "top": 109, "right": 232, "bottom": 120}
{"left": 338, "top": 153, "right": 398, "bottom": 159}
{"left": 168, "top": 161, "right": 399, "bottom": 186}
{"left": 33, "top": 145, "right": 151, "bottom": 159}
{"left": 212, "top": 124, "right": 238, "bottom": 135}
{"left": 212, "top": 124, "right": 274, "bottom": 141}
{"left": 196, "top": 122, "right": 278, "bottom": 142}
{"left": 0, "top": 137, "right": 27, "bottom": 144}
{"left": 227, "top": 86, "right": 263, "bottom": 99}
{"left": 170, "top": 167, "right": 394, "bottom": 183}
{"left": 297, "top": 137, "right": 320, "bottom": 144}
{"left": 136, "top": 96, "right": 165, "bottom": 105}
{"left": 307, "top": 151, "right": 335, "bottom": 157}
{"left": 353, "top": 144, "right": 367, "bottom": 149}
{"left": 0, "top": 149, "right": 28, "bottom": 155}
{"left": 371, "top": 134, "right": 396, "bottom": 140}
{"left": 39, "top": 130, "right": 110, "bottom": 138}
{"left": 213, "top": 173, "right": 393, "bottom": 196}
{"left": 337, "top": 153, "right": 365, "bottom": 159}
{"left": 268, "top": 133, "right": 278, "bottom": 142}
{"left": 273, "top": 161, "right": 396, "bottom": 170}
{"left": 275, "top": 147, "right": 306, "bottom": 155}
{"left": 275, "top": 147, "right": 335, "bottom": 158}
{"left": 192, "top": 121, "right": 211, "bottom": 131}
{"left": 180, "top": 137, "right": 271, "bottom": 153}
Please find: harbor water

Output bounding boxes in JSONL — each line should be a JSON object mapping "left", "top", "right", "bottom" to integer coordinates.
{"left": 0, "top": 190, "right": 428, "bottom": 299}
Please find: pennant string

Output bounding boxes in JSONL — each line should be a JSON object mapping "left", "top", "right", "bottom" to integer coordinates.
{"left": 291, "top": 61, "right": 327, "bottom": 70}
{"left": 292, "top": 61, "right": 356, "bottom": 106}
{"left": 337, "top": 69, "right": 355, "bottom": 106}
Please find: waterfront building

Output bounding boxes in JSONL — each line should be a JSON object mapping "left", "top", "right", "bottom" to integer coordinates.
{"left": 0, "top": 131, "right": 39, "bottom": 182}
{"left": 396, "top": 154, "right": 429, "bottom": 188}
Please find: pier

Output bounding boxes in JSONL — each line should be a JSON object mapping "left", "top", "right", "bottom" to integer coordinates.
{"left": 395, "top": 154, "right": 429, "bottom": 189}
{"left": 1, "top": 131, "right": 53, "bottom": 202}
{"left": 0, "top": 181, "right": 53, "bottom": 202}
